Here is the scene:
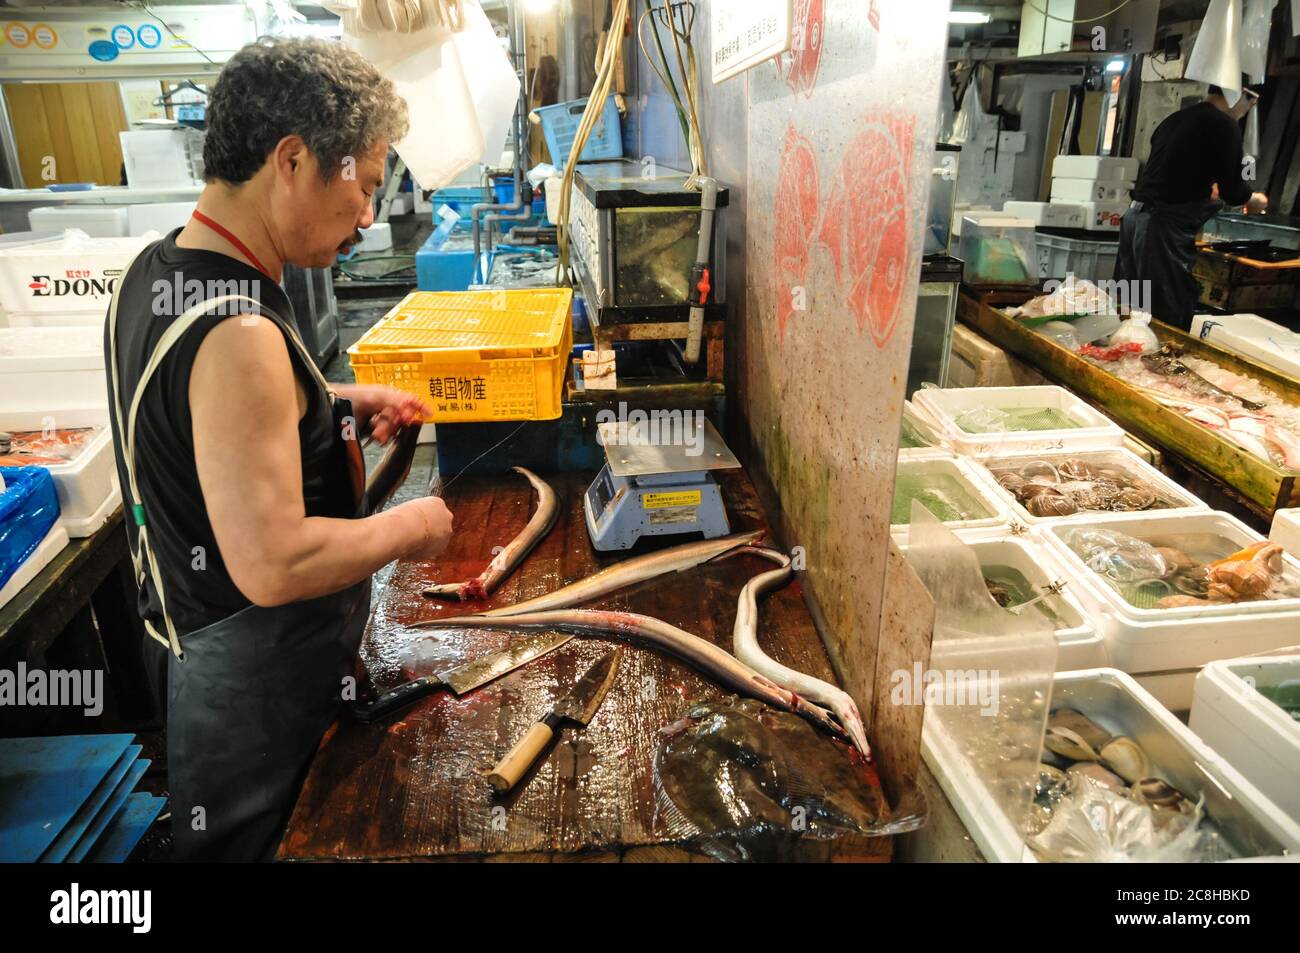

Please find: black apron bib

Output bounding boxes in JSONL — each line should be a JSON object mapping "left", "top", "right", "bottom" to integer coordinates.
{"left": 107, "top": 278, "right": 371, "bottom": 862}
{"left": 1115, "top": 198, "right": 1222, "bottom": 331}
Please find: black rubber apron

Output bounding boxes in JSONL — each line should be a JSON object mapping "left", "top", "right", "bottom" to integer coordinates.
{"left": 1114, "top": 197, "right": 1222, "bottom": 331}
{"left": 107, "top": 276, "right": 370, "bottom": 862}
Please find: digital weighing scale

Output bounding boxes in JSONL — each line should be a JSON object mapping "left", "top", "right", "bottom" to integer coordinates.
{"left": 584, "top": 416, "right": 741, "bottom": 551}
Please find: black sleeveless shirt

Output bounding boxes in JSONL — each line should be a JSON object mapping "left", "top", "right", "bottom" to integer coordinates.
{"left": 104, "top": 229, "right": 357, "bottom": 635}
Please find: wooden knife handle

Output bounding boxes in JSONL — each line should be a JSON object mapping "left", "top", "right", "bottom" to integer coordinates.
{"left": 487, "top": 721, "right": 555, "bottom": 792}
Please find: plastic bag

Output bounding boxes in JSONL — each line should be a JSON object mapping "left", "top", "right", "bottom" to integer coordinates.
{"left": 1107, "top": 311, "right": 1159, "bottom": 354}
{"left": 1185, "top": 0, "right": 1243, "bottom": 96}
{"left": 0, "top": 466, "right": 60, "bottom": 591}
{"left": 1028, "top": 785, "right": 1215, "bottom": 862}
{"left": 1013, "top": 276, "right": 1115, "bottom": 320}
{"left": 1063, "top": 527, "right": 1170, "bottom": 584}
{"left": 1037, "top": 320, "right": 1081, "bottom": 351}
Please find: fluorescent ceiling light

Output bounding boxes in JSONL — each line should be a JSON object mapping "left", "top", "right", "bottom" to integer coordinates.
{"left": 949, "top": 10, "right": 992, "bottom": 23}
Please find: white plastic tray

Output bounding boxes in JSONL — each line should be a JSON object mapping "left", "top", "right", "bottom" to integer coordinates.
{"left": 897, "top": 400, "right": 946, "bottom": 459}
{"left": 1191, "top": 656, "right": 1300, "bottom": 822}
{"left": 0, "top": 523, "right": 69, "bottom": 610}
{"left": 1041, "top": 511, "right": 1300, "bottom": 701}
{"left": 923, "top": 667, "right": 1300, "bottom": 862}
{"left": 899, "top": 526, "right": 1105, "bottom": 670}
{"left": 0, "top": 325, "right": 107, "bottom": 413}
{"left": 914, "top": 385, "right": 1126, "bottom": 457}
{"left": 891, "top": 451, "right": 1009, "bottom": 544}
{"left": 0, "top": 410, "right": 119, "bottom": 538}
{"left": 969, "top": 447, "right": 1207, "bottom": 528}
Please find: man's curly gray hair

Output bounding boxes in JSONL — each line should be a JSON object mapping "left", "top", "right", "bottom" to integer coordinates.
{"left": 203, "top": 37, "right": 409, "bottom": 184}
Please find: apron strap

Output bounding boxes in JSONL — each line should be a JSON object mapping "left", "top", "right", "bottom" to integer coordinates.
{"left": 108, "top": 272, "right": 334, "bottom": 660}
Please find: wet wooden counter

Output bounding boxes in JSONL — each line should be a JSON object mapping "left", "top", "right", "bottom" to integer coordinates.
{"left": 278, "top": 469, "right": 890, "bottom": 862}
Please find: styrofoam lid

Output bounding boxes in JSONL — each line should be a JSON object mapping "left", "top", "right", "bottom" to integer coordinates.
{"left": 0, "top": 325, "right": 104, "bottom": 368}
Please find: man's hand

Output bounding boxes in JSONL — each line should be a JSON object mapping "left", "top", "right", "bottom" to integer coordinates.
{"left": 335, "top": 384, "right": 432, "bottom": 444}
{"left": 1246, "top": 191, "right": 1269, "bottom": 214}
{"left": 396, "top": 496, "right": 455, "bottom": 562}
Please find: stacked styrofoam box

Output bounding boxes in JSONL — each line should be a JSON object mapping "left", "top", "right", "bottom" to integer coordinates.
{"left": 1190, "top": 313, "right": 1300, "bottom": 380}
{"left": 1040, "top": 510, "right": 1300, "bottom": 711}
{"left": 0, "top": 326, "right": 107, "bottom": 414}
{"left": 1002, "top": 200, "right": 1086, "bottom": 229}
{"left": 28, "top": 206, "right": 129, "bottom": 238}
{"left": 126, "top": 201, "right": 195, "bottom": 237}
{"left": 898, "top": 525, "right": 1106, "bottom": 670}
{"left": 913, "top": 385, "right": 1126, "bottom": 457}
{"left": 1049, "top": 156, "right": 1138, "bottom": 233}
{"left": 923, "top": 668, "right": 1300, "bottom": 862}
{"left": 0, "top": 232, "right": 146, "bottom": 327}
{"left": 1272, "top": 509, "right": 1300, "bottom": 559}
{"left": 1191, "top": 656, "right": 1300, "bottom": 821}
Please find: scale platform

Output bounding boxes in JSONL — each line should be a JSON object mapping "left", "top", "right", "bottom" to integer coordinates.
{"left": 583, "top": 416, "right": 740, "bottom": 551}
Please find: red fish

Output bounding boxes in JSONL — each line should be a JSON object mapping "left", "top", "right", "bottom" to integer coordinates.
{"left": 816, "top": 114, "right": 916, "bottom": 348}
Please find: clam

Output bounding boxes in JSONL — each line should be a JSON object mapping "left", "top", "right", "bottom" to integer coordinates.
{"left": 1043, "top": 725, "right": 1099, "bottom": 762}
{"left": 1066, "top": 761, "right": 1126, "bottom": 793}
{"left": 1154, "top": 546, "right": 1198, "bottom": 572}
{"left": 1099, "top": 736, "right": 1152, "bottom": 783}
{"left": 1049, "top": 709, "right": 1112, "bottom": 751}
{"left": 1027, "top": 492, "right": 1078, "bottom": 518}
{"left": 1113, "top": 486, "right": 1158, "bottom": 511}
{"left": 1020, "top": 461, "right": 1061, "bottom": 483}
{"left": 1058, "top": 459, "right": 1098, "bottom": 481}
{"left": 996, "top": 472, "right": 1027, "bottom": 494}
{"left": 1130, "top": 777, "right": 1193, "bottom": 815}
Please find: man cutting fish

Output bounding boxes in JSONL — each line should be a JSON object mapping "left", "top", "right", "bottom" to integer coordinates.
{"left": 103, "top": 38, "right": 455, "bottom": 861}
{"left": 1114, "top": 83, "right": 1268, "bottom": 331}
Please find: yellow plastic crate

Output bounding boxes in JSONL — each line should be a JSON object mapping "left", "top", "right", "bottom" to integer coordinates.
{"left": 348, "top": 288, "right": 573, "bottom": 422}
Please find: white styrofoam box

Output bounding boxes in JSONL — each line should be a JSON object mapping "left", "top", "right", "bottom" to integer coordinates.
{"left": 891, "top": 451, "right": 1009, "bottom": 543}
{"left": 914, "top": 385, "right": 1126, "bottom": 457}
{"left": 969, "top": 447, "right": 1206, "bottom": 529}
{"left": 924, "top": 667, "right": 1300, "bottom": 862}
{"left": 1041, "top": 510, "right": 1300, "bottom": 680}
{"left": 898, "top": 399, "right": 946, "bottom": 458}
{"left": 28, "top": 206, "right": 129, "bottom": 238}
{"left": 0, "top": 310, "right": 104, "bottom": 329}
{"left": 0, "top": 325, "right": 106, "bottom": 413}
{"left": 1081, "top": 200, "right": 1128, "bottom": 231}
{"left": 1272, "top": 509, "right": 1300, "bottom": 560}
{"left": 358, "top": 222, "right": 393, "bottom": 252}
{"left": 1035, "top": 232, "right": 1119, "bottom": 282}
{"left": 1191, "top": 313, "right": 1300, "bottom": 380}
{"left": 949, "top": 208, "right": 1022, "bottom": 237}
{"left": 1051, "top": 155, "right": 1140, "bottom": 182}
{"left": 126, "top": 201, "right": 196, "bottom": 237}
{"left": 1050, "top": 177, "right": 1134, "bottom": 204}
{"left": 1002, "top": 200, "right": 1086, "bottom": 229}
{"left": 0, "top": 233, "right": 147, "bottom": 315}
{"left": 898, "top": 526, "right": 1106, "bottom": 670}
{"left": 0, "top": 523, "right": 69, "bottom": 610}
{"left": 1191, "top": 656, "right": 1300, "bottom": 821}
{"left": 0, "top": 409, "right": 119, "bottom": 538}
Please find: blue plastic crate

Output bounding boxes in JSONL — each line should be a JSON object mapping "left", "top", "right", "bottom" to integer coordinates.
{"left": 415, "top": 222, "right": 482, "bottom": 291}
{"left": 535, "top": 96, "right": 624, "bottom": 168}
{"left": 430, "top": 185, "right": 490, "bottom": 219}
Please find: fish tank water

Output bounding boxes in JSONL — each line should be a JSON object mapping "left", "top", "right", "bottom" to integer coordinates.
{"left": 893, "top": 464, "right": 993, "bottom": 525}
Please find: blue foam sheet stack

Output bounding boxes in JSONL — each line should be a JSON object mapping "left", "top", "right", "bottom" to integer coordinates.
{"left": 0, "top": 734, "right": 165, "bottom": 863}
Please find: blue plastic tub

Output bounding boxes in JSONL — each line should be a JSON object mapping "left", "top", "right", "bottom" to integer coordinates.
{"left": 490, "top": 176, "right": 548, "bottom": 224}
{"left": 430, "top": 185, "right": 490, "bottom": 219}
{"left": 534, "top": 96, "right": 623, "bottom": 168}
{"left": 415, "top": 222, "right": 480, "bottom": 292}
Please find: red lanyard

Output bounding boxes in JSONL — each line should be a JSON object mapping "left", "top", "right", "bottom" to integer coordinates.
{"left": 191, "top": 209, "right": 273, "bottom": 279}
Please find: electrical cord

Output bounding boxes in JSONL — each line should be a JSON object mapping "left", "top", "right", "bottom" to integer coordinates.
{"left": 122, "top": 1, "right": 221, "bottom": 65}
{"left": 1021, "top": 0, "right": 1134, "bottom": 24}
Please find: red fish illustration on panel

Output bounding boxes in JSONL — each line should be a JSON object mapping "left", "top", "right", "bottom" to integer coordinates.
{"left": 773, "top": 0, "right": 824, "bottom": 98}
{"left": 773, "top": 123, "right": 821, "bottom": 341}
{"left": 816, "top": 113, "right": 915, "bottom": 348}
{"left": 868, "top": 0, "right": 880, "bottom": 31}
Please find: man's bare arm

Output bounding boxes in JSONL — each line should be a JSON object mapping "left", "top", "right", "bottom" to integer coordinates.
{"left": 189, "top": 316, "right": 450, "bottom": 607}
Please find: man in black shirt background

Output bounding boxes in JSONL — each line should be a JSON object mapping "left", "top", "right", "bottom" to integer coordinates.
{"left": 1114, "top": 83, "right": 1268, "bottom": 330}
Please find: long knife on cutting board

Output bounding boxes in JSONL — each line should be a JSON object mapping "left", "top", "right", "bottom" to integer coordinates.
{"left": 487, "top": 647, "right": 624, "bottom": 792}
{"left": 354, "top": 631, "right": 573, "bottom": 722}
